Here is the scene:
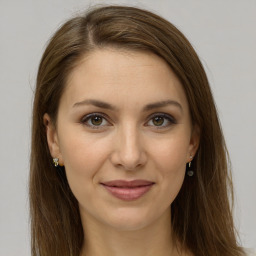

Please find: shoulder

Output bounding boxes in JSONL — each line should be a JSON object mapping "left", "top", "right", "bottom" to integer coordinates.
{"left": 244, "top": 248, "right": 256, "bottom": 256}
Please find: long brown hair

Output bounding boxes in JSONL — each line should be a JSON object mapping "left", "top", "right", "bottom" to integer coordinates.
{"left": 30, "top": 5, "right": 245, "bottom": 256}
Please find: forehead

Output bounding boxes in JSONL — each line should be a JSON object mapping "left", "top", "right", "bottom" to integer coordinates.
{"left": 61, "top": 49, "right": 189, "bottom": 113}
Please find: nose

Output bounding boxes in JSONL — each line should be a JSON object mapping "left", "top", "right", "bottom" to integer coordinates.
{"left": 110, "top": 125, "right": 147, "bottom": 171}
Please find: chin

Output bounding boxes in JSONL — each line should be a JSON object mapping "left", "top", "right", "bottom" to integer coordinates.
{"left": 99, "top": 207, "right": 163, "bottom": 232}
{"left": 106, "top": 217, "right": 150, "bottom": 231}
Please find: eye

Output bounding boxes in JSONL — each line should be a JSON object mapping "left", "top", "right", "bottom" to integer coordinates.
{"left": 81, "top": 113, "right": 110, "bottom": 129}
{"left": 146, "top": 113, "right": 176, "bottom": 128}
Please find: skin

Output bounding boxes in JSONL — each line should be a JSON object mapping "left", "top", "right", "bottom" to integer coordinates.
{"left": 44, "top": 49, "right": 199, "bottom": 256}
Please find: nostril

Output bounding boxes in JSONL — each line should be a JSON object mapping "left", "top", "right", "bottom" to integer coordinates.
{"left": 109, "top": 138, "right": 147, "bottom": 171}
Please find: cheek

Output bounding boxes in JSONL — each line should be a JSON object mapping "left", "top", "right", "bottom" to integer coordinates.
{"left": 60, "top": 129, "right": 109, "bottom": 167}
{"left": 149, "top": 134, "right": 189, "bottom": 201}
{"left": 58, "top": 130, "right": 112, "bottom": 194}
{"left": 151, "top": 134, "right": 190, "bottom": 173}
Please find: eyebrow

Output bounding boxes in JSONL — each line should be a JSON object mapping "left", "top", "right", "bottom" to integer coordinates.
{"left": 73, "top": 99, "right": 183, "bottom": 112}
{"left": 143, "top": 100, "right": 183, "bottom": 112}
{"left": 73, "top": 99, "right": 117, "bottom": 110}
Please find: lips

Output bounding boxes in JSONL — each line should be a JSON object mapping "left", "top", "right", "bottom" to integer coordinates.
{"left": 100, "top": 180, "right": 155, "bottom": 201}
{"left": 102, "top": 180, "right": 154, "bottom": 187}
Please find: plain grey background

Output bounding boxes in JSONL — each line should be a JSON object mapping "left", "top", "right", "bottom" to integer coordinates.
{"left": 0, "top": 0, "right": 255, "bottom": 255}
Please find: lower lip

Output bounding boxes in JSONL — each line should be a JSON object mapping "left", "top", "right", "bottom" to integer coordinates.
{"left": 102, "top": 184, "right": 154, "bottom": 201}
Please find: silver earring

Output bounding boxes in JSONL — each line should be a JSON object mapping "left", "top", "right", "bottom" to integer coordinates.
{"left": 53, "top": 158, "right": 59, "bottom": 167}
{"left": 187, "top": 155, "right": 194, "bottom": 177}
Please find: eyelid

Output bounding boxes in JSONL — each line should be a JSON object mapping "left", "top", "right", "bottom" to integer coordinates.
{"left": 80, "top": 112, "right": 177, "bottom": 129}
{"left": 81, "top": 112, "right": 111, "bottom": 129}
{"left": 145, "top": 113, "right": 177, "bottom": 128}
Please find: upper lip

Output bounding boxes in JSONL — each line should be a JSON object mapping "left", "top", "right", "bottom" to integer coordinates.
{"left": 101, "top": 180, "right": 155, "bottom": 187}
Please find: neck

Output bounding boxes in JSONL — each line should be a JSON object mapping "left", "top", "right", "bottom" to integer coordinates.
{"left": 80, "top": 208, "right": 182, "bottom": 256}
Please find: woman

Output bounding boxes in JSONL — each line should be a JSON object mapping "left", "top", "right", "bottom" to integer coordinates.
{"left": 30, "top": 5, "right": 247, "bottom": 256}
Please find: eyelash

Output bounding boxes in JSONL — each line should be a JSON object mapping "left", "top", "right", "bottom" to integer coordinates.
{"left": 80, "top": 112, "right": 177, "bottom": 130}
{"left": 146, "top": 113, "right": 177, "bottom": 128}
{"left": 81, "top": 113, "right": 110, "bottom": 129}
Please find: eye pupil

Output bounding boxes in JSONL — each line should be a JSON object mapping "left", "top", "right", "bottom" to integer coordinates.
{"left": 153, "top": 116, "right": 164, "bottom": 126}
{"left": 91, "top": 116, "right": 103, "bottom": 125}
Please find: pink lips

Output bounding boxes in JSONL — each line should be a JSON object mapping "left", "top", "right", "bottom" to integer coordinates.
{"left": 101, "top": 180, "right": 154, "bottom": 201}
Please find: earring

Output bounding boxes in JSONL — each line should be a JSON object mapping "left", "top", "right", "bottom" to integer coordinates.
{"left": 53, "top": 158, "right": 59, "bottom": 167}
{"left": 187, "top": 155, "right": 194, "bottom": 177}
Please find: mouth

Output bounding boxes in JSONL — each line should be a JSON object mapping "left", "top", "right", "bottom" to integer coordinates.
{"left": 100, "top": 180, "right": 155, "bottom": 201}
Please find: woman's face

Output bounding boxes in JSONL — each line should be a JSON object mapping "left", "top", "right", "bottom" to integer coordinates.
{"left": 45, "top": 49, "right": 199, "bottom": 231}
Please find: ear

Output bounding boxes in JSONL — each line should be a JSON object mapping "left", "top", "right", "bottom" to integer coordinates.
{"left": 43, "top": 113, "right": 64, "bottom": 166}
{"left": 187, "top": 124, "right": 200, "bottom": 163}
